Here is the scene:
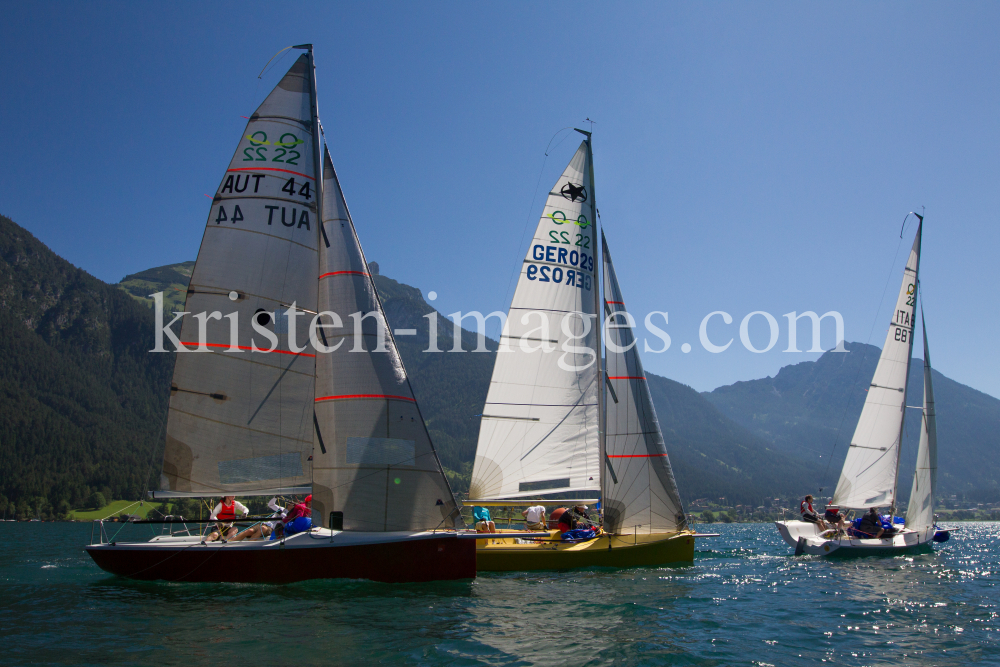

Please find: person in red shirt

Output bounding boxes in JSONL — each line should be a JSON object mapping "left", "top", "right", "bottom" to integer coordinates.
{"left": 206, "top": 496, "right": 249, "bottom": 542}
{"left": 273, "top": 495, "right": 313, "bottom": 538}
{"left": 799, "top": 495, "right": 828, "bottom": 530}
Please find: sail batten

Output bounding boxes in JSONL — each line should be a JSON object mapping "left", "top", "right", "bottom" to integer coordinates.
{"left": 601, "top": 233, "right": 687, "bottom": 534}
{"left": 160, "top": 54, "right": 319, "bottom": 497}
{"left": 832, "top": 222, "right": 923, "bottom": 510}
{"left": 470, "top": 141, "right": 602, "bottom": 500}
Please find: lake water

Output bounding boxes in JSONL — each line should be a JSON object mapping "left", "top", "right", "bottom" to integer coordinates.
{"left": 1, "top": 522, "right": 997, "bottom": 665}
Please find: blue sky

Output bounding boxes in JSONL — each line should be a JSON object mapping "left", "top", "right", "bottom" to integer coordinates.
{"left": 2, "top": 3, "right": 998, "bottom": 397}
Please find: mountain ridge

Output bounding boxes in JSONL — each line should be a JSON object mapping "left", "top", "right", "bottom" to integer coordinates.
{"left": 704, "top": 343, "right": 1000, "bottom": 500}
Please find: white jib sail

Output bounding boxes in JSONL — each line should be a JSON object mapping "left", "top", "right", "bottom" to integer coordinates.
{"left": 601, "top": 233, "right": 687, "bottom": 534}
{"left": 160, "top": 53, "right": 319, "bottom": 497}
{"left": 469, "top": 140, "right": 601, "bottom": 500}
{"left": 832, "top": 221, "right": 922, "bottom": 510}
{"left": 906, "top": 309, "right": 936, "bottom": 531}
{"left": 310, "top": 147, "right": 463, "bottom": 531}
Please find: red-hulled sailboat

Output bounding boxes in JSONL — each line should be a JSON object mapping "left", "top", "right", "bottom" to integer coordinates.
{"left": 84, "top": 46, "right": 475, "bottom": 583}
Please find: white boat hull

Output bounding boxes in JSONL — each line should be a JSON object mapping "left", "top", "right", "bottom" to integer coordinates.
{"left": 775, "top": 520, "right": 935, "bottom": 556}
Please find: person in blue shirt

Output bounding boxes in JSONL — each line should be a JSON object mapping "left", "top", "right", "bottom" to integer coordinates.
{"left": 473, "top": 506, "right": 496, "bottom": 533}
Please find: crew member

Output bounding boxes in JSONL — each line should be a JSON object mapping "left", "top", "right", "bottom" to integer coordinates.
{"left": 233, "top": 497, "right": 286, "bottom": 541}
{"left": 281, "top": 495, "right": 313, "bottom": 536}
{"left": 206, "top": 495, "right": 249, "bottom": 542}
{"left": 521, "top": 505, "right": 546, "bottom": 531}
{"left": 857, "top": 507, "right": 885, "bottom": 538}
{"left": 473, "top": 506, "right": 496, "bottom": 533}
{"left": 799, "top": 495, "right": 828, "bottom": 530}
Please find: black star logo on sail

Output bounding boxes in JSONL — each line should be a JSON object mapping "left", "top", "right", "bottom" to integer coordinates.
{"left": 560, "top": 182, "right": 588, "bottom": 203}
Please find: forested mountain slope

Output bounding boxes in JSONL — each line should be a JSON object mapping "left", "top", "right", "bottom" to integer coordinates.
{"left": 0, "top": 215, "right": 173, "bottom": 517}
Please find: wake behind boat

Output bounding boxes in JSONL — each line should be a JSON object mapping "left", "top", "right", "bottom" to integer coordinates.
{"left": 85, "top": 47, "right": 475, "bottom": 583}
{"left": 776, "top": 215, "right": 941, "bottom": 556}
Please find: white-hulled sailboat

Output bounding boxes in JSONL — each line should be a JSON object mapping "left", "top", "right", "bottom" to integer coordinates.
{"left": 85, "top": 48, "right": 475, "bottom": 583}
{"left": 776, "top": 216, "right": 942, "bottom": 556}
{"left": 468, "top": 132, "right": 698, "bottom": 571}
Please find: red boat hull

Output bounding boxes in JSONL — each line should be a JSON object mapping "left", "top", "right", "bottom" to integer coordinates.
{"left": 85, "top": 533, "right": 476, "bottom": 584}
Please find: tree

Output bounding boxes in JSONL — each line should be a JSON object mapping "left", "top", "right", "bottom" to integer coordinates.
{"left": 88, "top": 492, "right": 107, "bottom": 510}
{"left": 701, "top": 510, "right": 715, "bottom": 523}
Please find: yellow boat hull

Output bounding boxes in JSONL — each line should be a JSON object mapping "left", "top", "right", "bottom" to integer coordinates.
{"left": 475, "top": 529, "right": 696, "bottom": 572}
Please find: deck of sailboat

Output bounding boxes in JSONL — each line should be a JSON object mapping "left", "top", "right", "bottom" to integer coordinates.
{"left": 473, "top": 528, "right": 696, "bottom": 571}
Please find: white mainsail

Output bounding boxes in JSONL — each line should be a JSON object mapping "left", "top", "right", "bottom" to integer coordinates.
{"left": 159, "top": 53, "right": 319, "bottom": 497}
{"left": 469, "top": 140, "right": 601, "bottom": 500}
{"left": 601, "top": 232, "right": 687, "bottom": 534}
{"left": 905, "top": 309, "right": 937, "bottom": 531}
{"left": 832, "top": 221, "right": 923, "bottom": 509}
{"left": 310, "top": 147, "right": 462, "bottom": 531}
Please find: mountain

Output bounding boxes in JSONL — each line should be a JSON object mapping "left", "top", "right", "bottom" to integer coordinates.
{"left": 5, "top": 213, "right": 994, "bottom": 518}
{"left": 118, "top": 262, "right": 194, "bottom": 313}
{"left": 0, "top": 214, "right": 174, "bottom": 519}
{"left": 110, "top": 260, "right": 816, "bottom": 504}
{"left": 704, "top": 343, "right": 1000, "bottom": 501}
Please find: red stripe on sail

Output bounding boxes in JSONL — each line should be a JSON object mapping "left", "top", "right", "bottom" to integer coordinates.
{"left": 607, "top": 301, "right": 624, "bottom": 305}
{"left": 607, "top": 376, "right": 645, "bottom": 380}
{"left": 319, "top": 271, "right": 370, "bottom": 279}
{"left": 315, "top": 394, "right": 415, "bottom": 403}
{"left": 226, "top": 167, "right": 315, "bottom": 181}
{"left": 179, "top": 341, "right": 316, "bottom": 358}
{"left": 607, "top": 454, "right": 668, "bottom": 458}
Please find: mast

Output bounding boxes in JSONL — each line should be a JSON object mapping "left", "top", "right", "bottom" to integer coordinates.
{"left": 300, "top": 43, "right": 323, "bottom": 497}
{"left": 578, "top": 128, "right": 604, "bottom": 495}
{"left": 301, "top": 44, "right": 324, "bottom": 260}
{"left": 889, "top": 215, "right": 923, "bottom": 518}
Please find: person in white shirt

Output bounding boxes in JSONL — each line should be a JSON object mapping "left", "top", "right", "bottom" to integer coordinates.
{"left": 205, "top": 496, "right": 250, "bottom": 542}
{"left": 232, "top": 498, "right": 286, "bottom": 542}
{"left": 522, "top": 505, "right": 547, "bottom": 530}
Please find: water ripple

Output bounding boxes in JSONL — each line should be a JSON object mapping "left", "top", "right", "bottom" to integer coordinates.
{"left": 1, "top": 522, "right": 998, "bottom": 665}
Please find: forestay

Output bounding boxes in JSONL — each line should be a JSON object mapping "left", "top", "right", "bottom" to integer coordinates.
{"left": 310, "top": 147, "right": 462, "bottom": 531}
{"left": 832, "top": 222, "right": 923, "bottom": 509}
{"left": 906, "top": 310, "right": 937, "bottom": 532}
{"left": 159, "top": 54, "right": 318, "bottom": 498}
{"left": 470, "top": 141, "right": 601, "bottom": 500}
{"left": 601, "top": 233, "right": 687, "bottom": 534}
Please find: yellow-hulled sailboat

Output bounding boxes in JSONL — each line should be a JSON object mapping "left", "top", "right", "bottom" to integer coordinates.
{"left": 468, "top": 131, "right": 702, "bottom": 571}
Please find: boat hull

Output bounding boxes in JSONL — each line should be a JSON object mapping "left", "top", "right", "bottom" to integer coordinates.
{"left": 84, "top": 529, "right": 476, "bottom": 583}
{"left": 775, "top": 520, "right": 935, "bottom": 556}
{"left": 475, "top": 529, "right": 695, "bottom": 572}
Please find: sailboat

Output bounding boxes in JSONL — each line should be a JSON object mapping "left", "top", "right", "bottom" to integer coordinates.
{"left": 468, "top": 132, "right": 698, "bottom": 571}
{"left": 85, "top": 47, "right": 476, "bottom": 583}
{"left": 775, "top": 216, "right": 940, "bottom": 555}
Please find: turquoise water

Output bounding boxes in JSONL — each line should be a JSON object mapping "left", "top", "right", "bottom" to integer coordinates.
{"left": 1, "top": 522, "right": 998, "bottom": 665}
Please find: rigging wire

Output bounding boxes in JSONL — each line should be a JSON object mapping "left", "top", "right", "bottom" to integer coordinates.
{"left": 490, "top": 127, "right": 575, "bottom": 341}
{"left": 818, "top": 212, "right": 918, "bottom": 495}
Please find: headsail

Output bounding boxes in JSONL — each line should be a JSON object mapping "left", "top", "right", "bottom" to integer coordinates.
{"left": 470, "top": 140, "right": 601, "bottom": 500}
{"left": 832, "top": 221, "right": 922, "bottom": 509}
{"left": 601, "top": 233, "right": 687, "bottom": 533}
{"left": 310, "top": 147, "right": 462, "bottom": 531}
{"left": 905, "top": 309, "right": 937, "bottom": 531}
{"left": 158, "top": 53, "right": 319, "bottom": 498}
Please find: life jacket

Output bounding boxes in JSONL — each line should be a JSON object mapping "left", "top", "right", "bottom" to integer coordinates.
{"left": 217, "top": 500, "right": 237, "bottom": 521}
{"left": 800, "top": 500, "right": 813, "bottom": 515}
